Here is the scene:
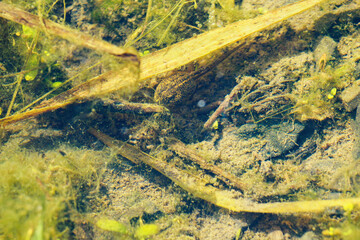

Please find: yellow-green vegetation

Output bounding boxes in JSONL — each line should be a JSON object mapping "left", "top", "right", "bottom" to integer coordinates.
{"left": 0, "top": 19, "right": 25, "bottom": 110}
{"left": 92, "top": 0, "right": 249, "bottom": 49}
{"left": 0, "top": 9, "right": 69, "bottom": 118}
{"left": 21, "top": 26, "right": 40, "bottom": 82}
{"left": 95, "top": 218, "right": 159, "bottom": 239}
{"left": 0, "top": 140, "right": 109, "bottom": 239}
{"left": 291, "top": 61, "right": 355, "bottom": 121}
{"left": 207, "top": 0, "right": 257, "bottom": 29}
{"left": 96, "top": 218, "right": 128, "bottom": 234}
{"left": 135, "top": 223, "right": 159, "bottom": 239}
{"left": 92, "top": 0, "right": 200, "bottom": 48}
{"left": 322, "top": 203, "right": 360, "bottom": 240}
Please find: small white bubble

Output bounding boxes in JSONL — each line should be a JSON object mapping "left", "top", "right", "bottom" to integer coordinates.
{"left": 120, "top": 127, "right": 129, "bottom": 135}
{"left": 197, "top": 100, "right": 206, "bottom": 108}
{"left": 216, "top": 70, "right": 225, "bottom": 79}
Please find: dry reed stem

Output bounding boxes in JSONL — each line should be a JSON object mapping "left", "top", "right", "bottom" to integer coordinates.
{"left": 89, "top": 128, "right": 360, "bottom": 214}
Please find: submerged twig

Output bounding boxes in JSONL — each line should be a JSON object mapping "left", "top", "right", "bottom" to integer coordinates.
{"left": 89, "top": 128, "right": 360, "bottom": 213}
{"left": 169, "top": 139, "right": 247, "bottom": 191}
{"left": 204, "top": 82, "right": 242, "bottom": 128}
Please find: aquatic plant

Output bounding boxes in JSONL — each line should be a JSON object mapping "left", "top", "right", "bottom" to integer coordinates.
{"left": 95, "top": 217, "right": 159, "bottom": 239}
{"left": 0, "top": 141, "right": 109, "bottom": 239}
{"left": 0, "top": 1, "right": 71, "bottom": 119}
{"left": 291, "top": 61, "right": 355, "bottom": 121}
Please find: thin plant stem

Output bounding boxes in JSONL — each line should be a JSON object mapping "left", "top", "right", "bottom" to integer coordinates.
{"left": 18, "top": 61, "right": 103, "bottom": 113}
{"left": 126, "top": 0, "right": 185, "bottom": 47}
{"left": 6, "top": 31, "right": 40, "bottom": 117}
{"left": 157, "top": 0, "right": 186, "bottom": 46}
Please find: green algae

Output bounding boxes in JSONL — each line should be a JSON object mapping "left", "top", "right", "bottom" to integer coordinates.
{"left": 291, "top": 61, "right": 355, "bottom": 121}
{"left": 0, "top": 138, "right": 109, "bottom": 239}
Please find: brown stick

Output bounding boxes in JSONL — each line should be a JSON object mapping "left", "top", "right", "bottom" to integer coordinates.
{"left": 169, "top": 139, "right": 247, "bottom": 191}
{"left": 204, "top": 82, "right": 242, "bottom": 128}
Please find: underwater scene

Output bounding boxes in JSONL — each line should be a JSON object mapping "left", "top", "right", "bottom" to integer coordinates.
{"left": 1, "top": 0, "right": 360, "bottom": 239}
